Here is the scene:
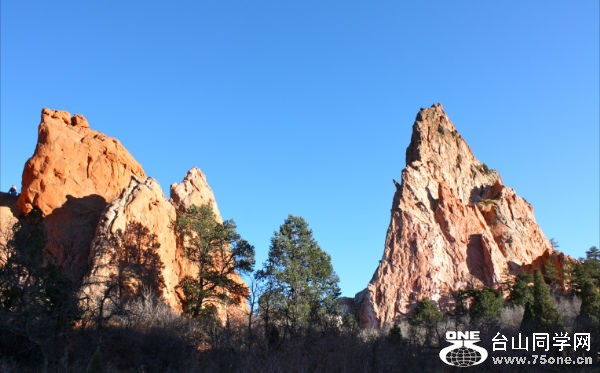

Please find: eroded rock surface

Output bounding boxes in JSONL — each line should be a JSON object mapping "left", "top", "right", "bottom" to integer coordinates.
{"left": 16, "top": 109, "right": 146, "bottom": 280}
{"left": 359, "top": 104, "right": 553, "bottom": 328}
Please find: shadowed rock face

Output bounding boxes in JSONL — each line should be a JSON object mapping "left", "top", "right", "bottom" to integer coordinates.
{"left": 16, "top": 109, "right": 146, "bottom": 281}
{"left": 81, "top": 170, "right": 249, "bottom": 322}
{"left": 358, "top": 104, "right": 553, "bottom": 329}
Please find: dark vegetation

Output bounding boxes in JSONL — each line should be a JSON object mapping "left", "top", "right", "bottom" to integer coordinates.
{"left": 0, "top": 209, "right": 598, "bottom": 372}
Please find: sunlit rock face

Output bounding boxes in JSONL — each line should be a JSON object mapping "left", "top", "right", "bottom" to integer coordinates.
{"left": 17, "top": 109, "right": 146, "bottom": 280}
{"left": 358, "top": 104, "right": 553, "bottom": 329}
{"left": 17, "top": 109, "right": 249, "bottom": 324}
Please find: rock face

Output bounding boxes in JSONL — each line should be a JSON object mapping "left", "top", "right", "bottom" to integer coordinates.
{"left": 80, "top": 177, "right": 183, "bottom": 314}
{"left": 16, "top": 109, "right": 146, "bottom": 280}
{"left": 170, "top": 168, "right": 221, "bottom": 219}
{"left": 17, "top": 109, "right": 248, "bottom": 324}
{"left": 359, "top": 104, "right": 553, "bottom": 328}
{"left": 80, "top": 168, "right": 248, "bottom": 322}
{"left": 17, "top": 109, "right": 145, "bottom": 216}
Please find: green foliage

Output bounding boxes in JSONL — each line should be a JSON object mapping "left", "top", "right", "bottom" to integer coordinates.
{"left": 410, "top": 298, "right": 443, "bottom": 326}
{"left": 508, "top": 271, "right": 533, "bottom": 306}
{"left": 578, "top": 278, "right": 600, "bottom": 325}
{"left": 543, "top": 261, "right": 560, "bottom": 287}
{"left": 469, "top": 288, "right": 503, "bottom": 320}
{"left": 175, "top": 204, "right": 255, "bottom": 318}
{"left": 0, "top": 209, "right": 77, "bottom": 367}
{"left": 564, "top": 260, "right": 586, "bottom": 294}
{"left": 584, "top": 246, "right": 600, "bottom": 285}
{"left": 477, "top": 163, "right": 494, "bottom": 175}
{"left": 522, "top": 270, "right": 562, "bottom": 331}
{"left": 343, "top": 313, "right": 359, "bottom": 334}
{"left": 564, "top": 248, "right": 600, "bottom": 326}
{"left": 256, "top": 215, "right": 340, "bottom": 333}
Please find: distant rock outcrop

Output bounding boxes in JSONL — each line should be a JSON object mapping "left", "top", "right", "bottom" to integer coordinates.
{"left": 16, "top": 109, "right": 146, "bottom": 280}
{"left": 359, "top": 104, "right": 554, "bottom": 328}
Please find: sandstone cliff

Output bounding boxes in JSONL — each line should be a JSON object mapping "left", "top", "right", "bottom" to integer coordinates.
{"left": 16, "top": 109, "right": 146, "bottom": 280}
{"left": 359, "top": 104, "right": 553, "bottom": 328}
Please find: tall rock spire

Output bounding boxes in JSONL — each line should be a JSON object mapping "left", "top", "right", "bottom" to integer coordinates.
{"left": 359, "top": 104, "right": 553, "bottom": 328}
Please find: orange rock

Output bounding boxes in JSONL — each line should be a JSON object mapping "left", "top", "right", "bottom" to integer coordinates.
{"left": 17, "top": 108, "right": 145, "bottom": 216}
{"left": 358, "top": 104, "right": 554, "bottom": 328}
{"left": 170, "top": 168, "right": 250, "bottom": 321}
{"left": 16, "top": 108, "right": 146, "bottom": 280}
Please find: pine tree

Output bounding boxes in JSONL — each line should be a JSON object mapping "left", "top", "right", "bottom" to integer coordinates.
{"left": 578, "top": 278, "right": 600, "bottom": 325}
{"left": 584, "top": 246, "right": 600, "bottom": 286}
{"left": 0, "top": 209, "right": 76, "bottom": 367}
{"left": 410, "top": 297, "right": 443, "bottom": 326}
{"left": 521, "top": 270, "right": 562, "bottom": 331}
{"left": 256, "top": 215, "right": 340, "bottom": 334}
{"left": 410, "top": 297, "right": 443, "bottom": 344}
{"left": 469, "top": 288, "right": 503, "bottom": 320}
{"left": 508, "top": 271, "right": 533, "bottom": 306}
{"left": 175, "top": 204, "right": 255, "bottom": 319}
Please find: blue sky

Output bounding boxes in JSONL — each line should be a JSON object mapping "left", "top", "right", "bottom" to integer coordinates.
{"left": 1, "top": 1, "right": 598, "bottom": 297}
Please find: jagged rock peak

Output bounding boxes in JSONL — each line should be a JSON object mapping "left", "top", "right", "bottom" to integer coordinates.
{"left": 170, "top": 167, "right": 221, "bottom": 220}
{"left": 358, "top": 104, "right": 553, "bottom": 329}
{"left": 80, "top": 176, "right": 184, "bottom": 315}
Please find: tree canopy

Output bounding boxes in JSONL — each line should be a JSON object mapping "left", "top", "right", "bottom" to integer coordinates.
{"left": 256, "top": 215, "right": 340, "bottom": 334}
{"left": 175, "top": 204, "right": 255, "bottom": 319}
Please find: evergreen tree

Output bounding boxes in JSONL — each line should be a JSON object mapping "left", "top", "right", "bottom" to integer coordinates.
{"left": 256, "top": 215, "right": 340, "bottom": 334}
{"left": 469, "top": 288, "right": 503, "bottom": 320}
{"left": 543, "top": 262, "right": 560, "bottom": 288}
{"left": 584, "top": 246, "right": 600, "bottom": 285}
{"left": 409, "top": 297, "right": 443, "bottom": 344}
{"left": 521, "top": 270, "right": 562, "bottom": 331}
{"left": 564, "top": 260, "right": 586, "bottom": 294}
{"left": 175, "top": 204, "right": 255, "bottom": 319}
{"left": 578, "top": 278, "right": 600, "bottom": 325}
{"left": 387, "top": 323, "right": 403, "bottom": 345}
{"left": 0, "top": 209, "right": 76, "bottom": 367}
{"left": 410, "top": 297, "right": 443, "bottom": 326}
{"left": 508, "top": 271, "right": 533, "bottom": 306}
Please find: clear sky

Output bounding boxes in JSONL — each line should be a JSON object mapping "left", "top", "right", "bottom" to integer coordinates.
{"left": 1, "top": 1, "right": 598, "bottom": 297}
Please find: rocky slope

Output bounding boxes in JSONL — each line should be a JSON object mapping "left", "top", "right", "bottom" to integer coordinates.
{"left": 358, "top": 104, "right": 554, "bottom": 328}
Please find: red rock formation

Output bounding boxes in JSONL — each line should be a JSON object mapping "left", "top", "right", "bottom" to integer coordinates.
{"left": 359, "top": 104, "right": 553, "bottom": 328}
{"left": 16, "top": 109, "right": 146, "bottom": 280}
{"left": 170, "top": 168, "right": 250, "bottom": 320}
{"left": 17, "top": 108, "right": 145, "bottom": 216}
{"left": 80, "top": 177, "right": 182, "bottom": 315}
{"left": 80, "top": 168, "right": 248, "bottom": 323}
